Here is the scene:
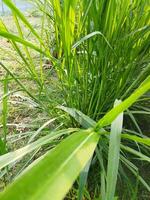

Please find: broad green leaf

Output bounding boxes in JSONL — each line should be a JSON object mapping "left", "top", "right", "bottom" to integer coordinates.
{"left": 0, "top": 129, "right": 99, "bottom": 200}
{"left": 58, "top": 106, "right": 96, "bottom": 200}
{"left": 106, "top": 100, "right": 123, "bottom": 200}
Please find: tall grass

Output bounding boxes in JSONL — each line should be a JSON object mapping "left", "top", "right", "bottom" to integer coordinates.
{"left": 45, "top": 0, "right": 150, "bottom": 120}
{"left": 0, "top": 79, "right": 149, "bottom": 200}
{"left": 1, "top": 0, "right": 149, "bottom": 119}
{"left": 0, "top": 0, "right": 150, "bottom": 199}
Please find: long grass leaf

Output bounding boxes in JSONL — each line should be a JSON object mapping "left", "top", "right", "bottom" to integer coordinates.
{"left": 121, "top": 145, "right": 150, "bottom": 162}
{"left": 0, "top": 129, "right": 77, "bottom": 170}
{"left": 58, "top": 105, "right": 96, "bottom": 128}
{"left": 121, "top": 134, "right": 150, "bottom": 146}
{"left": 96, "top": 77, "right": 150, "bottom": 129}
{"left": 3, "top": 0, "right": 43, "bottom": 44}
{"left": 0, "top": 129, "right": 99, "bottom": 200}
{"left": 78, "top": 158, "right": 92, "bottom": 200}
{"left": 0, "top": 31, "right": 46, "bottom": 55}
{"left": 105, "top": 100, "right": 123, "bottom": 200}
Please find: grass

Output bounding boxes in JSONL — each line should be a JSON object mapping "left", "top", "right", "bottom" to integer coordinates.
{"left": 0, "top": 0, "right": 150, "bottom": 199}
{"left": 0, "top": 13, "right": 65, "bottom": 190}
{"left": 0, "top": 80, "right": 150, "bottom": 200}
{"left": 47, "top": 0, "right": 150, "bottom": 120}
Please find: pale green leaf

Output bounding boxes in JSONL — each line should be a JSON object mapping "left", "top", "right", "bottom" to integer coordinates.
{"left": 0, "top": 129, "right": 99, "bottom": 200}
{"left": 106, "top": 100, "right": 123, "bottom": 200}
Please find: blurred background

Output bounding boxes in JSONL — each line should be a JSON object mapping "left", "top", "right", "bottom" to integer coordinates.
{"left": 0, "top": 0, "right": 32, "bottom": 15}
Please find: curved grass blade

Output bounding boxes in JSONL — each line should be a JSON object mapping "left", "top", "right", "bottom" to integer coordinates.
{"left": 126, "top": 109, "right": 142, "bottom": 135}
{"left": 72, "top": 31, "right": 114, "bottom": 53}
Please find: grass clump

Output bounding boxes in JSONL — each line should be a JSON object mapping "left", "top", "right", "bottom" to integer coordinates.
{"left": 46, "top": 0, "right": 150, "bottom": 120}
{"left": 0, "top": 0, "right": 150, "bottom": 199}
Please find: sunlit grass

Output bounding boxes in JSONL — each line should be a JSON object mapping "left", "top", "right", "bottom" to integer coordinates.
{"left": 0, "top": 0, "right": 149, "bottom": 199}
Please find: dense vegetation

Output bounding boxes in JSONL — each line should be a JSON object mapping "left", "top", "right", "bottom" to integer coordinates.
{"left": 0, "top": 0, "right": 150, "bottom": 199}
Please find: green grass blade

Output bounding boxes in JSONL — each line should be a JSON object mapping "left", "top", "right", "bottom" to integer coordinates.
{"left": 58, "top": 105, "right": 96, "bottom": 128}
{"left": 96, "top": 77, "right": 150, "bottom": 129}
{"left": 105, "top": 100, "right": 123, "bottom": 200}
{"left": 96, "top": 147, "right": 106, "bottom": 200}
{"left": 0, "top": 30, "right": 46, "bottom": 55}
{"left": 78, "top": 158, "right": 91, "bottom": 200}
{"left": 28, "top": 118, "right": 57, "bottom": 143}
{"left": 2, "top": 72, "right": 9, "bottom": 154}
{"left": 121, "top": 155, "right": 150, "bottom": 192}
{"left": 0, "top": 129, "right": 77, "bottom": 170}
{"left": 72, "top": 31, "right": 114, "bottom": 53}
{"left": 0, "top": 139, "right": 6, "bottom": 155}
{"left": 122, "top": 63, "right": 150, "bottom": 98}
{"left": 0, "top": 62, "right": 42, "bottom": 106}
{"left": 0, "top": 129, "right": 99, "bottom": 200}
{"left": 126, "top": 109, "right": 142, "bottom": 135}
{"left": 3, "top": 0, "right": 43, "bottom": 44}
{"left": 121, "top": 134, "right": 150, "bottom": 146}
{"left": 121, "top": 145, "right": 150, "bottom": 162}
